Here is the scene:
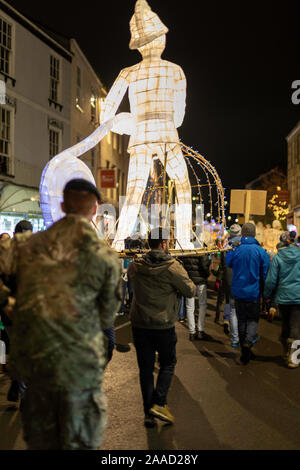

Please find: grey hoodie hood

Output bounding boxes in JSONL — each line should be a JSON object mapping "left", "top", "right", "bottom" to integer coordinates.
{"left": 134, "top": 250, "right": 174, "bottom": 276}
{"left": 228, "top": 235, "right": 241, "bottom": 248}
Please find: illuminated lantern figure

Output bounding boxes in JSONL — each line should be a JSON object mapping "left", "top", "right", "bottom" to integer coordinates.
{"left": 255, "top": 221, "right": 265, "bottom": 246}
{"left": 101, "top": 0, "right": 193, "bottom": 251}
{"left": 264, "top": 220, "right": 283, "bottom": 253}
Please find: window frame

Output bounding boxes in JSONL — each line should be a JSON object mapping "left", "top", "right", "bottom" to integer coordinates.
{"left": 0, "top": 104, "right": 14, "bottom": 176}
{"left": 49, "top": 55, "right": 61, "bottom": 104}
{"left": 76, "top": 66, "right": 83, "bottom": 111}
{"left": 0, "top": 15, "right": 15, "bottom": 86}
{"left": 49, "top": 126, "right": 61, "bottom": 160}
{"left": 90, "top": 91, "right": 97, "bottom": 123}
{"left": 0, "top": 17, "right": 12, "bottom": 75}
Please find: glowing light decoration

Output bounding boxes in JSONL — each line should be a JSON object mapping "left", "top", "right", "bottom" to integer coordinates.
{"left": 100, "top": 0, "right": 193, "bottom": 251}
{"left": 40, "top": 0, "right": 226, "bottom": 251}
{"left": 40, "top": 119, "right": 114, "bottom": 228}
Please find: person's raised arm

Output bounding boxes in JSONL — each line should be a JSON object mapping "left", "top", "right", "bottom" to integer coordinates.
{"left": 174, "top": 65, "right": 187, "bottom": 129}
{"left": 100, "top": 68, "right": 133, "bottom": 135}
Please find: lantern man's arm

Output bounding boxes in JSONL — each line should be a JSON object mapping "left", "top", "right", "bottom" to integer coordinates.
{"left": 174, "top": 65, "right": 187, "bottom": 128}
{"left": 100, "top": 68, "right": 134, "bottom": 136}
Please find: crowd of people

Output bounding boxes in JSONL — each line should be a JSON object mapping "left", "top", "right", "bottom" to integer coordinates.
{"left": 0, "top": 178, "right": 299, "bottom": 450}
{"left": 177, "top": 222, "right": 300, "bottom": 367}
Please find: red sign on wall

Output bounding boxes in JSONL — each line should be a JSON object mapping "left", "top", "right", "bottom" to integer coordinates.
{"left": 100, "top": 169, "right": 116, "bottom": 188}
{"left": 277, "top": 190, "right": 290, "bottom": 203}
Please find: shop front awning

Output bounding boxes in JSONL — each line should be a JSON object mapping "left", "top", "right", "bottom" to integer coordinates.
{"left": 0, "top": 183, "right": 42, "bottom": 215}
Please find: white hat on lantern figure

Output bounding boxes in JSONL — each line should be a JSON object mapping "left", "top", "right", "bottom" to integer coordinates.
{"left": 100, "top": 0, "right": 193, "bottom": 251}
{"left": 129, "top": 0, "right": 169, "bottom": 50}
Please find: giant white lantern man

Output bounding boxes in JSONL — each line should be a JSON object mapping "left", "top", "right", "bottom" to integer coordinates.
{"left": 102, "top": 0, "right": 193, "bottom": 251}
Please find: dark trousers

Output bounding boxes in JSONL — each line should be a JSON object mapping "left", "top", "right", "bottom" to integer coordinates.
{"left": 215, "top": 286, "right": 229, "bottom": 321}
{"left": 278, "top": 305, "right": 300, "bottom": 340}
{"left": 132, "top": 327, "right": 177, "bottom": 414}
{"left": 235, "top": 299, "right": 260, "bottom": 346}
{"left": 215, "top": 287, "right": 225, "bottom": 321}
{"left": 103, "top": 326, "right": 115, "bottom": 364}
{"left": 5, "top": 325, "right": 26, "bottom": 399}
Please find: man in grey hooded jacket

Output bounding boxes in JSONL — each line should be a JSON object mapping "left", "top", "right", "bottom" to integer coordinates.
{"left": 128, "top": 227, "right": 196, "bottom": 427}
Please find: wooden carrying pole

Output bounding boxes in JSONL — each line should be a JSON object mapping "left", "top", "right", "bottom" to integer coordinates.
{"left": 244, "top": 190, "right": 251, "bottom": 223}
{"left": 162, "top": 145, "right": 168, "bottom": 217}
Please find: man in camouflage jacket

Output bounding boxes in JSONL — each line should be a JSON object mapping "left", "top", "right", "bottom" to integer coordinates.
{"left": 0, "top": 179, "right": 121, "bottom": 450}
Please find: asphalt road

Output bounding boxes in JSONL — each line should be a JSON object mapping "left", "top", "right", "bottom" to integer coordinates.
{"left": 0, "top": 289, "right": 300, "bottom": 450}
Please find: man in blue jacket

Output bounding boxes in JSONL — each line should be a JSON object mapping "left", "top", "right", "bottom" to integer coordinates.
{"left": 264, "top": 231, "right": 300, "bottom": 369}
{"left": 226, "top": 223, "right": 270, "bottom": 364}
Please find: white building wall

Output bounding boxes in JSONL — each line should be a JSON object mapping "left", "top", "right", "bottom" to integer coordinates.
{"left": 70, "top": 39, "right": 102, "bottom": 174}
{"left": 0, "top": 6, "right": 71, "bottom": 189}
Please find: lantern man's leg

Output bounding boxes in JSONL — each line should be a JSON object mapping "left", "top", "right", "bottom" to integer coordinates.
{"left": 159, "top": 143, "right": 193, "bottom": 249}
{"left": 113, "top": 145, "right": 152, "bottom": 251}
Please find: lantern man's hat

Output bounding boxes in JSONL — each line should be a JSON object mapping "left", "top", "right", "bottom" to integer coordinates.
{"left": 130, "top": 0, "right": 169, "bottom": 50}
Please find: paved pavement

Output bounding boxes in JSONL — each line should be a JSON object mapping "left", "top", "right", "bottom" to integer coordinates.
{"left": 1, "top": 289, "right": 300, "bottom": 450}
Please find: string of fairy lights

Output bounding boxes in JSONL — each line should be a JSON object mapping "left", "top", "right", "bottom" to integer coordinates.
{"left": 141, "top": 142, "right": 227, "bottom": 238}
{"left": 181, "top": 143, "right": 226, "bottom": 234}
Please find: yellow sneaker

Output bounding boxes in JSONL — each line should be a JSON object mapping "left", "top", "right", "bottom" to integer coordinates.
{"left": 268, "top": 307, "right": 276, "bottom": 322}
{"left": 150, "top": 404, "right": 174, "bottom": 424}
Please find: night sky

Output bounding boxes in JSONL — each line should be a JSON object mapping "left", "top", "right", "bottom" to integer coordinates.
{"left": 5, "top": 0, "right": 300, "bottom": 193}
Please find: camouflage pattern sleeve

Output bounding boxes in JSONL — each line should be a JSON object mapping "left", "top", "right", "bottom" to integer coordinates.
{"left": 97, "top": 251, "right": 122, "bottom": 331}
{"left": 0, "top": 238, "right": 17, "bottom": 276}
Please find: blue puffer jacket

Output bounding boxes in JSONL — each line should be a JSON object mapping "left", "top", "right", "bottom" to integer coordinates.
{"left": 226, "top": 236, "right": 270, "bottom": 301}
{"left": 263, "top": 245, "right": 300, "bottom": 304}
